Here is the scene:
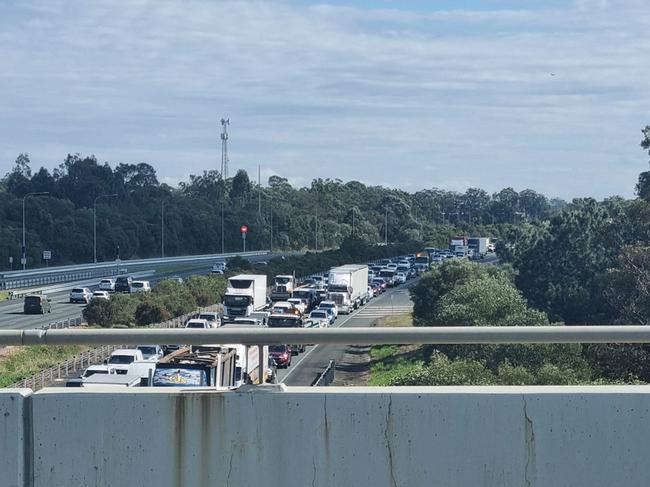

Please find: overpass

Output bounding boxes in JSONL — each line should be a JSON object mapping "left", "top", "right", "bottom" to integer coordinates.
{"left": 2, "top": 327, "right": 650, "bottom": 486}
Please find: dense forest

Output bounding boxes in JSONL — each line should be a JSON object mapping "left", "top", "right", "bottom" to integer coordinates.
{"left": 0, "top": 152, "right": 564, "bottom": 270}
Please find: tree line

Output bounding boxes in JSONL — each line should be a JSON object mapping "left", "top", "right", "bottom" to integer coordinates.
{"left": 0, "top": 152, "right": 564, "bottom": 270}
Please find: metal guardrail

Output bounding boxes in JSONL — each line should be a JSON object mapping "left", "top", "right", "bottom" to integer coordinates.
{"left": 39, "top": 316, "right": 83, "bottom": 331}
{"left": 7, "top": 305, "right": 220, "bottom": 391}
{"left": 4, "top": 326, "right": 650, "bottom": 347}
{"left": 313, "top": 359, "right": 335, "bottom": 386}
{"left": 0, "top": 250, "right": 269, "bottom": 290}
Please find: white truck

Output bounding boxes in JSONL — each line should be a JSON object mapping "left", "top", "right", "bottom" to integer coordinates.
{"left": 270, "top": 275, "right": 296, "bottom": 301}
{"left": 327, "top": 264, "right": 369, "bottom": 313}
{"left": 219, "top": 323, "right": 269, "bottom": 386}
{"left": 222, "top": 274, "right": 268, "bottom": 322}
{"left": 468, "top": 237, "right": 489, "bottom": 258}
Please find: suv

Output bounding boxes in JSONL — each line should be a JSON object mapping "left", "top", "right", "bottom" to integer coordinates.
{"left": 24, "top": 294, "right": 52, "bottom": 314}
{"left": 98, "top": 278, "right": 115, "bottom": 292}
{"left": 129, "top": 280, "right": 151, "bottom": 293}
{"left": 107, "top": 349, "right": 144, "bottom": 374}
{"left": 114, "top": 275, "right": 132, "bottom": 293}
{"left": 69, "top": 287, "right": 92, "bottom": 304}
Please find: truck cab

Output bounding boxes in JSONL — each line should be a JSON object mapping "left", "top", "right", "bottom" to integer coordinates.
{"left": 270, "top": 275, "right": 295, "bottom": 301}
{"left": 223, "top": 274, "right": 267, "bottom": 321}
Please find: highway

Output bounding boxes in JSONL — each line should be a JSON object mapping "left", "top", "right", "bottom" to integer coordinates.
{"left": 276, "top": 281, "right": 415, "bottom": 386}
{"left": 0, "top": 253, "right": 278, "bottom": 330}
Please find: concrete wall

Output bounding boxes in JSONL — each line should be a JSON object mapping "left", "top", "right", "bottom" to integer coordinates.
{"left": 1, "top": 389, "right": 30, "bottom": 487}
{"left": 4, "top": 385, "right": 650, "bottom": 486}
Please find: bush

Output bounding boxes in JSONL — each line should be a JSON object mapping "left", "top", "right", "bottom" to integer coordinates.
{"left": 83, "top": 293, "right": 139, "bottom": 327}
{"left": 135, "top": 299, "right": 172, "bottom": 325}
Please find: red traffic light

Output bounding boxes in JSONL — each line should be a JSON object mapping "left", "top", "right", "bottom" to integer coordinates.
{"left": 240, "top": 225, "right": 248, "bottom": 234}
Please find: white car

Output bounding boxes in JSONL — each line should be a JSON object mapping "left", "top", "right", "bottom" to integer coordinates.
{"left": 129, "top": 280, "right": 151, "bottom": 293}
{"left": 107, "top": 349, "right": 145, "bottom": 374}
{"left": 287, "top": 298, "right": 307, "bottom": 314}
{"left": 91, "top": 290, "right": 110, "bottom": 301}
{"left": 307, "top": 309, "right": 330, "bottom": 328}
{"left": 395, "top": 272, "right": 407, "bottom": 285}
{"left": 185, "top": 318, "right": 214, "bottom": 329}
{"left": 271, "top": 301, "right": 297, "bottom": 315}
{"left": 81, "top": 364, "right": 115, "bottom": 378}
{"left": 318, "top": 300, "right": 338, "bottom": 319}
{"left": 69, "top": 287, "right": 92, "bottom": 304}
{"left": 98, "top": 278, "right": 116, "bottom": 292}
{"left": 136, "top": 345, "right": 164, "bottom": 362}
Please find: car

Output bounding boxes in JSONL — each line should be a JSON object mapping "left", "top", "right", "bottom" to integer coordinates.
{"left": 367, "top": 285, "right": 374, "bottom": 301}
{"left": 269, "top": 344, "right": 292, "bottom": 368}
{"left": 386, "top": 263, "right": 398, "bottom": 271}
{"left": 114, "top": 275, "right": 132, "bottom": 293}
{"left": 271, "top": 301, "right": 300, "bottom": 316}
{"left": 91, "top": 290, "right": 110, "bottom": 301}
{"left": 233, "top": 317, "right": 265, "bottom": 326}
{"left": 107, "top": 349, "right": 144, "bottom": 374}
{"left": 211, "top": 261, "right": 227, "bottom": 274}
{"left": 372, "top": 278, "right": 388, "bottom": 292}
{"left": 98, "top": 278, "right": 115, "bottom": 292}
{"left": 168, "top": 276, "right": 184, "bottom": 284}
{"left": 288, "top": 298, "right": 307, "bottom": 315}
{"left": 69, "top": 287, "right": 92, "bottom": 304}
{"left": 371, "top": 283, "right": 381, "bottom": 296}
{"left": 81, "top": 365, "right": 116, "bottom": 378}
{"left": 197, "top": 312, "right": 221, "bottom": 327}
{"left": 394, "top": 272, "right": 407, "bottom": 285}
{"left": 308, "top": 309, "right": 330, "bottom": 328}
{"left": 317, "top": 306, "right": 336, "bottom": 325}
{"left": 129, "top": 280, "right": 151, "bottom": 293}
{"left": 318, "top": 300, "right": 338, "bottom": 319}
{"left": 266, "top": 356, "right": 278, "bottom": 384}
{"left": 24, "top": 294, "right": 52, "bottom": 314}
{"left": 136, "top": 345, "right": 164, "bottom": 362}
{"left": 185, "top": 318, "right": 213, "bottom": 329}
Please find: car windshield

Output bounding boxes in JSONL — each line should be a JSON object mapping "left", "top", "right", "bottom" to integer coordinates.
{"left": 198, "top": 314, "right": 217, "bottom": 321}
{"left": 269, "top": 345, "right": 287, "bottom": 353}
{"left": 108, "top": 355, "right": 135, "bottom": 365}
{"left": 24, "top": 296, "right": 41, "bottom": 305}
{"left": 83, "top": 369, "right": 107, "bottom": 378}
{"left": 311, "top": 311, "right": 327, "bottom": 318}
{"left": 132, "top": 282, "right": 143, "bottom": 288}
{"left": 186, "top": 322, "right": 206, "bottom": 329}
{"left": 138, "top": 346, "right": 157, "bottom": 355}
{"left": 71, "top": 288, "right": 84, "bottom": 293}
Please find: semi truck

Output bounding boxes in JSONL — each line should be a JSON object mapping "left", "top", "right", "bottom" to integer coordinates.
{"left": 222, "top": 274, "right": 267, "bottom": 322}
{"left": 414, "top": 252, "right": 430, "bottom": 272}
{"left": 327, "top": 264, "right": 369, "bottom": 313}
{"left": 270, "top": 275, "right": 295, "bottom": 301}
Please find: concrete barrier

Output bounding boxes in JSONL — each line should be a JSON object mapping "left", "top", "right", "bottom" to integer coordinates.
{"left": 0, "top": 389, "right": 31, "bottom": 487}
{"left": 3, "top": 386, "right": 650, "bottom": 486}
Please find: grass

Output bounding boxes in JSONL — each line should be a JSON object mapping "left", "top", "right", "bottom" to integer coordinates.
{"left": 153, "top": 263, "right": 208, "bottom": 275}
{"left": 376, "top": 313, "right": 413, "bottom": 328}
{"left": 368, "top": 344, "right": 427, "bottom": 386}
{"left": 0, "top": 291, "right": 9, "bottom": 302}
{"left": 0, "top": 345, "right": 88, "bottom": 387}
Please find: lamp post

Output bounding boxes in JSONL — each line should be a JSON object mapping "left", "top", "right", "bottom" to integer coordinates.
{"left": 161, "top": 200, "right": 166, "bottom": 258}
{"left": 22, "top": 192, "right": 49, "bottom": 270}
{"left": 93, "top": 194, "right": 117, "bottom": 263}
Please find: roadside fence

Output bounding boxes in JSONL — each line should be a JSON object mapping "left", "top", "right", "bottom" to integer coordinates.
{"left": 313, "top": 359, "right": 335, "bottom": 387}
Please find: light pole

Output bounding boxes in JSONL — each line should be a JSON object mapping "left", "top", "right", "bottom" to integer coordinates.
{"left": 384, "top": 207, "right": 388, "bottom": 245}
{"left": 22, "top": 192, "right": 49, "bottom": 270}
{"left": 93, "top": 193, "right": 117, "bottom": 263}
{"left": 161, "top": 200, "right": 166, "bottom": 258}
{"left": 441, "top": 211, "right": 446, "bottom": 225}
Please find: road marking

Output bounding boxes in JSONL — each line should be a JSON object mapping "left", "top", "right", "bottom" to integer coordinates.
{"left": 279, "top": 286, "right": 410, "bottom": 384}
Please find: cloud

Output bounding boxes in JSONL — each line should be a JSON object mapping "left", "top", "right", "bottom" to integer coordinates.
{"left": 0, "top": 0, "right": 648, "bottom": 198}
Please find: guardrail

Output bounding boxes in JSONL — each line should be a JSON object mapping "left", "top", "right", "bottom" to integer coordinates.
{"left": 0, "top": 250, "right": 269, "bottom": 290}
{"left": 7, "top": 305, "right": 220, "bottom": 391}
{"left": 313, "top": 359, "right": 335, "bottom": 386}
{"left": 40, "top": 316, "right": 83, "bottom": 331}
{"left": 4, "top": 325, "right": 650, "bottom": 347}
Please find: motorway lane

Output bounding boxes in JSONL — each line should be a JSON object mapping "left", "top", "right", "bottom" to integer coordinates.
{"left": 0, "top": 253, "right": 283, "bottom": 330}
{"left": 277, "top": 282, "right": 415, "bottom": 386}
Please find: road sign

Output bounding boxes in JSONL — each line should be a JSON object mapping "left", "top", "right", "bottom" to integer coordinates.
{"left": 8, "top": 256, "right": 13, "bottom": 264}
{"left": 43, "top": 251, "right": 52, "bottom": 260}
{"left": 240, "top": 225, "right": 248, "bottom": 234}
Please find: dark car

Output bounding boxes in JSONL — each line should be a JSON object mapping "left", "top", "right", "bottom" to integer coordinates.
{"left": 269, "top": 344, "right": 293, "bottom": 368}
{"left": 372, "top": 278, "right": 387, "bottom": 293}
{"left": 114, "top": 275, "right": 132, "bottom": 293}
{"left": 24, "top": 294, "right": 52, "bottom": 314}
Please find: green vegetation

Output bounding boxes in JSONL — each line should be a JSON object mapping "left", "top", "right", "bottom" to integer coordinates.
{"left": 0, "top": 153, "right": 563, "bottom": 270}
{"left": 372, "top": 258, "right": 645, "bottom": 386}
{"left": 83, "top": 274, "right": 227, "bottom": 327}
{"left": 0, "top": 345, "right": 87, "bottom": 387}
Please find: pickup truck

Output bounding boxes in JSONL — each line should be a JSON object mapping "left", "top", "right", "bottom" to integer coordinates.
{"left": 107, "top": 349, "right": 145, "bottom": 375}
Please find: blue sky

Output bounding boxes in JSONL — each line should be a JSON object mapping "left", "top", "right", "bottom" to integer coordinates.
{"left": 1, "top": 0, "right": 648, "bottom": 199}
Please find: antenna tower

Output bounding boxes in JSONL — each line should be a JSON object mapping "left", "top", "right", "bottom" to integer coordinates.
{"left": 220, "top": 118, "right": 230, "bottom": 178}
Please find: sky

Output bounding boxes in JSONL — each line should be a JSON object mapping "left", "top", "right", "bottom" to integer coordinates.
{"left": 1, "top": 0, "right": 649, "bottom": 199}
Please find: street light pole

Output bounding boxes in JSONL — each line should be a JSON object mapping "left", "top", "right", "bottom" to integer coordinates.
{"left": 385, "top": 207, "right": 388, "bottom": 245}
{"left": 22, "top": 192, "right": 49, "bottom": 270}
{"left": 93, "top": 193, "right": 117, "bottom": 263}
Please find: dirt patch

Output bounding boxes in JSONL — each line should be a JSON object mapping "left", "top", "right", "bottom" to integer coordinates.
{"left": 0, "top": 346, "right": 19, "bottom": 360}
{"left": 332, "top": 344, "right": 373, "bottom": 386}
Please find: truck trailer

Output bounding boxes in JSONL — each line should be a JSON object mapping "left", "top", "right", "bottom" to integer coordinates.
{"left": 327, "top": 264, "right": 369, "bottom": 313}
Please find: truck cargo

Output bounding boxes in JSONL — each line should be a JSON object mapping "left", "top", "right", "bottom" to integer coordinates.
{"left": 468, "top": 237, "right": 489, "bottom": 257}
{"left": 327, "top": 264, "right": 369, "bottom": 313}
{"left": 153, "top": 346, "right": 237, "bottom": 388}
{"left": 270, "top": 275, "right": 295, "bottom": 301}
{"left": 223, "top": 274, "right": 267, "bottom": 321}
{"left": 219, "top": 323, "right": 269, "bottom": 386}
{"left": 414, "top": 252, "right": 430, "bottom": 272}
